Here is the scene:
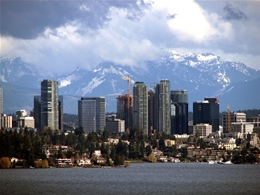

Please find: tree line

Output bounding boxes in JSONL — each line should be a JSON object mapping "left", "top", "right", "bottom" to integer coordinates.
{"left": 0, "top": 127, "right": 182, "bottom": 168}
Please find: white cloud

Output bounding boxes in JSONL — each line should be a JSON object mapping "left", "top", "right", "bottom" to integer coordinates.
{"left": 1, "top": 0, "right": 260, "bottom": 75}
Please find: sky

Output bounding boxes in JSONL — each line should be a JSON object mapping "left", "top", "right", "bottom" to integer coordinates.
{"left": 1, "top": 0, "right": 260, "bottom": 76}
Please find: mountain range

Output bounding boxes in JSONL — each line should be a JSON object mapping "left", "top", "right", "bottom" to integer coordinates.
{"left": 1, "top": 51, "right": 260, "bottom": 114}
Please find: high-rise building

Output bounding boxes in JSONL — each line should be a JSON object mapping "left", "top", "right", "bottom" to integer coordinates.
{"left": 148, "top": 90, "right": 156, "bottom": 133}
{"left": 58, "top": 95, "right": 64, "bottom": 132}
{"left": 170, "top": 90, "right": 188, "bottom": 134}
{"left": 78, "top": 97, "right": 105, "bottom": 133}
{"left": 0, "top": 86, "right": 3, "bottom": 126}
{"left": 34, "top": 95, "right": 41, "bottom": 129}
{"left": 155, "top": 80, "right": 171, "bottom": 134}
{"left": 40, "top": 80, "right": 59, "bottom": 130}
{"left": 116, "top": 94, "right": 133, "bottom": 130}
{"left": 193, "top": 98, "right": 219, "bottom": 132}
{"left": 133, "top": 82, "right": 148, "bottom": 134}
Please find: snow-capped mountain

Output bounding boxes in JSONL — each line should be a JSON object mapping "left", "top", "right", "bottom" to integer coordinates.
{"left": 1, "top": 52, "right": 260, "bottom": 114}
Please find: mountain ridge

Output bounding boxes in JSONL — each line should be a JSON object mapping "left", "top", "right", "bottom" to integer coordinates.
{"left": 1, "top": 51, "right": 259, "bottom": 114}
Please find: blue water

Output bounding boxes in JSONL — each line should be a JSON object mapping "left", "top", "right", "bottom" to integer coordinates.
{"left": 0, "top": 163, "right": 260, "bottom": 195}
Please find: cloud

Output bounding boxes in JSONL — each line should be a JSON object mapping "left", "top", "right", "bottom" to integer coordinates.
{"left": 1, "top": 0, "right": 260, "bottom": 75}
{"left": 223, "top": 3, "right": 247, "bottom": 20}
{"left": 0, "top": 0, "right": 142, "bottom": 39}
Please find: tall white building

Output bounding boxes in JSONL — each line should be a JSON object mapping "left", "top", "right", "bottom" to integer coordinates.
{"left": 78, "top": 97, "right": 105, "bottom": 133}
{"left": 155, "top": 80, "right": 171, "bottom": 134}
{"left": 133, "top": 82, "right": 148, "bottom": 134}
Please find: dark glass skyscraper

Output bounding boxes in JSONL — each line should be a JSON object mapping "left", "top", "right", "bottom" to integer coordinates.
{"left": 170, "top": 90, "right": 188, "bottom": 134}
{"left": 34, "top": 95, "right": 41, "bottom": 129}
{"left": 193, "top": 98, "right": 219, "bottom": 132}
{"left": 78, "top": 97, "right": 105, "bottom": 133}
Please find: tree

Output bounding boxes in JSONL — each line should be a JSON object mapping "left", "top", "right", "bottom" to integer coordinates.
{"left": 158, "top": 137, "right": 165, "bottom": 151}
{"left": 57, "top": 147, "right": 64, "bottom": 159}
{"left": 41, "top": 159, "right": 49, "bottom": 168}
{"left": 181, "top": 147, "right": 188, "bottom": 158}
{"left": 66, "top": 150, "right": 73, "bottom": 158}
{"left": 147, "top": 154, "right": 157, "bottom": 162}
{"left": 0, "top": 157, "right": 11, "bottom": 168}
{"left": 101, "top": 129, "right": 110, "bottom": 142}
{"left": 75, "top": 127, "right": 84, "bottom": 136}
{"left": 197, "top": 138, "right": 206, "bottom": 149}
{"left": 145, "top": 145, "right": 152, "bottom": 156}
{"left": 114, "top": 154, "right": 125, "bottom": 166}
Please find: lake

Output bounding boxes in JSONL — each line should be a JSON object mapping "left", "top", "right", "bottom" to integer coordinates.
{"left": 0, "top": 163, "right": 260, "bottom": 195}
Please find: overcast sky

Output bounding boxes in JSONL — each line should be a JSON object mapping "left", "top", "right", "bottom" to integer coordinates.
{"left": 1, "top": 0, "right": 260, "bottom": 75}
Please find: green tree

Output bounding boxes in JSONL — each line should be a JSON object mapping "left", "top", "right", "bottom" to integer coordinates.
{"left": 110, "top": 146, "right": 116, "bottom": 161}
{"left": 75, "top": 127, "right": 84, "bottom": 136}
{"left": 101, "top": 129, "right": 110, "bottom": 142}
{"left": 158, "top": 137, "right": 165, "bottom": 151}
{"left": 114, "top": 154, "right": 125, "bottom": 166}
{"left": 197, "top": 138, "right": 206, "bottom": 149}
{"left": 57, "top": 147, "right": 64, "bottom": 159}
{"left": 181, "top": 147, "right": 188, "bottom": 158}
{"left": 66, "top": 150, "right": 74, "bottom": 158}
{"left": 145, "top": 145, "right": 152, "bottom": 156}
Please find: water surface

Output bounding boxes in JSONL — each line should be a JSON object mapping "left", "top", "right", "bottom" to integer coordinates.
{"left": 0, "top": 163, "right": 259, "bottom": 195}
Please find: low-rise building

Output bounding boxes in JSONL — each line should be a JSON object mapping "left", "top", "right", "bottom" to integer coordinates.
{"left": 78, "top": 158, "right": 91, "bottom": 166}
{"left": 164, "top": 139, "right": 175, "bottom": 147}
{"left": 231, "top": 122, "right": 254, "bottom": 135}
{"left": 56, "top": 158, "right": 73, "bottom": 166}
{"left": 1, "top": 114, "right": 12, "bottom": 128}
{"left": 106, "top": 114, "right": 125, "bottom": 134}
{"left": 17, "top": 116, "right": 35, "bottom": 128}
{"left": 193, "top": 124, "right": 212, "bottom": 138}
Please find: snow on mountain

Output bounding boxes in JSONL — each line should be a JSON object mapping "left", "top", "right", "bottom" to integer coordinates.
{"left": 0, "top": 57, "right": 41, "bottom": 88}
{"left": 1, "top": 52, "right": 260, "bottom": 113}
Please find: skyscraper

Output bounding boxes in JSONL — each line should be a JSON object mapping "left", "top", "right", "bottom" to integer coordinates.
{"left": 58, "top": 95, "right": 64, "bottom": 132}
{"left": 133, "top": 82, "right": 148, "bottom": 134}
{"left": 193, "top": 98, "right": 219, "bottom": 132}
{"left": 155, "top": 80, "right": 171, "bottom": 134}
{"left": 116, "top": 94, "right": 133, "bottom": 130}
{"left": 40, "top": 80, "right": 59, "bottom": 130}
{"left": 78, "top": 97, "right": 105, "bottom": 133}
{"left": 34, "top": 95, "right": 41, "bottom": 129}
{"left": 0, "top": 86, "right": 3, "bottom": 126}
{"left": 170, "top": 90, "right": 188, "bottom": 134}
{"left": 148, "top": 90, "right": 156, "bottom": 133}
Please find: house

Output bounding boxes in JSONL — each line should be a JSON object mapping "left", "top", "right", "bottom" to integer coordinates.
{"left": 56, "top": 158, "right": 73, "bottom": 166}
{"left": 159, "top": 156, "right": 167, "bottom": 162}
{"left": 164, "top": 139, "right": 175, "bottom": 147}
{"left": 78, "top": 158, "right": 91, "bottom": 166}
{"left": 96, "top": 157, "right": 106, "bottom": 165}
{"left": 152, "top": 149, "right": 163, "bottom": 156}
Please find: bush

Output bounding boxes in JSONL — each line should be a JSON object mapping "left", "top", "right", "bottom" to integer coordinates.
{"left": 34, "top": 159, "right": 49, "bottom": 168}
{"left": 0, "top": 157, "right": 11, "bottom": 168}
{"left": 147, "top": 154, "right": 157, "bottom": 162}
